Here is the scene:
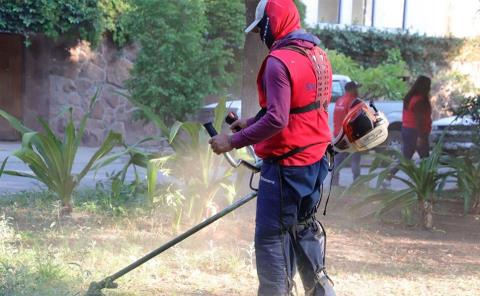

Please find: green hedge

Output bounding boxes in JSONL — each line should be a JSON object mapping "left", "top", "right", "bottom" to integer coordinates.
{"left": 312, "top": 26, "right": 464, "bottom": 75}
{"left": 0, "top": 0, "right": 131, "bottom": 46}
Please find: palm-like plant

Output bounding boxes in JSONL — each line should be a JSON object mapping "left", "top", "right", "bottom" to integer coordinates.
{"left": 138, "top": 97, "right": 235, "bottom": 226}
{"left": 0, "top": 95, "right": 122, "bottom": 214}
{"left": 446, "top": 155, "right": 480, "bottom": 214}
{"left": 347, "top": 139, "right": 448, "bottom": 229}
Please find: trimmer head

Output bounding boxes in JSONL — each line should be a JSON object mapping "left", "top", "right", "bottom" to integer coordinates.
{"left": 85, "top": 281, "right": 104, "bottom": 296}
{"left": 85, "top": 279, "right": 118, "bottom": 296}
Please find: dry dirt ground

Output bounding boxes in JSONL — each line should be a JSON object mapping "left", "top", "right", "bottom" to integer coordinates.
{"left": 1, "top": 196, "right": 479, "bottom": 296}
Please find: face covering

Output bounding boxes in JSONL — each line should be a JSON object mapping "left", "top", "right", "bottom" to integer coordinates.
{"left": 257, "top": 14, "right": 275, "bottom": 49}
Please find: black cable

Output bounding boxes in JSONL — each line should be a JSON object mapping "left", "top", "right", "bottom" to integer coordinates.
{"left": 323, "top": 149, "right": 335, "bottom": 216}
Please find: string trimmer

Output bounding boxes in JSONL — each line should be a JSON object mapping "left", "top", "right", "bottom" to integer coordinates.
{"left": 86, "top": 115, "right": 262, "bottom": 296}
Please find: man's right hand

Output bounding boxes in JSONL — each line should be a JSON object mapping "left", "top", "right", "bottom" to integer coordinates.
{"left": 230, "top": 119, "right": 248, "bottom": 132}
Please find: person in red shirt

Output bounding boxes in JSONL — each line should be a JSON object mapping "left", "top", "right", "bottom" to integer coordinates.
{"left": 208, "top": 1, "right": 336, "bottom": 295}
{"left": 332, "top": 81, "right": 362, "bottom": 186}
{"left": 385, "top": 76, "right": 432, "bottom": 184}
{"left": 401, "top": 75, "right": 432, "bottom": 158}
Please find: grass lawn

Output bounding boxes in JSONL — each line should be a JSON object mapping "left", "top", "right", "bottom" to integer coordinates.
{"left": 0, "top": 189, "right": 479, "bottom": 296}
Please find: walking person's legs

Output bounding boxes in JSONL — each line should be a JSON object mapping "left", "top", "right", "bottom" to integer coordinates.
{"left": 401, "top": 128, "right": 419, "bottom": 160}
{"left": 386, "top": 127, "right": 419, "bottom": 183}
{"left": 416, "top": 133, "right": 430, "bottom": 158}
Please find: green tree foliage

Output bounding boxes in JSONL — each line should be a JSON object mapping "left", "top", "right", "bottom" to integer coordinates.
{"left": 314, "top": 26, "right": 463, "bottom": 76}
{"left": 126, "top": 0, "right": 244, "bottom": 122}
{"left": 455, "top": 95, "right": 480, "bottom": 124}
{"left": 98, "top": 0, "right": 133, "bottom": 46}
{"left": 0, "top": 0, "right": 131, "bottom": 46}
{"left": 328, "top": 49, "right": 408, "bottom": 100}
{"left": 205, "top": 0, "right": 245, "bottom": 51}
{"left": 204, "top": 0, "right": 245, "bottom": 92}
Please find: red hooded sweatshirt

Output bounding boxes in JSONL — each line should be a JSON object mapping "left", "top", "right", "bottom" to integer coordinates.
{"left": 231, "top": 0, "right": 332, "bottom": 166}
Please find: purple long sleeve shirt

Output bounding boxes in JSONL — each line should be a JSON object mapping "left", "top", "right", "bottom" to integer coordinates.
{"left": 231, "top": 57, "right": 291, "bottom": 148}
{"left": 231, "top": 37, "right": 317, "bottom": 149}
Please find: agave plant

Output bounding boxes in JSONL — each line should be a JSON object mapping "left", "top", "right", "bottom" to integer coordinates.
{"left": 93, "top": 137, "right": 158, "bottom": 184}
{"left": 446, "top": 155, "right": 480, "bottom": 214}
{"left": 347, "top": 139, "right": 448, "bottom": 229}
{"left": 0, "top": 94, "right": 122, "bottom": 214}
{"left": 132, "top": 96, "right": 235, "bottom": 226}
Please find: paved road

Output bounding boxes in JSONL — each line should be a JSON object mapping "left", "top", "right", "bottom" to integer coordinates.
{"left": 0, "top": 142, "right": 147, "bottom": 193}
{"left": 0, "top": 142, "right": 454, "bottom": 193}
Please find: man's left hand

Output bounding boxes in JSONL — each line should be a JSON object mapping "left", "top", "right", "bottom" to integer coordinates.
{"left": 208, "top": 134, "right": 233, "bottom": 154}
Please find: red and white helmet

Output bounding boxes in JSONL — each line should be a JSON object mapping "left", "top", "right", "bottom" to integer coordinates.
{"left": 333, "top": 102, "right": 389, "bottom": 153}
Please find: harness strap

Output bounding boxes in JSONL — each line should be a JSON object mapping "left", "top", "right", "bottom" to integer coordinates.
{"left": 264, "top": 141, "right": 325, "bottom": 164}
{"left": 290, "top": 101, "right": 321, "bottom": 114}
{"left": 254, "top": 100, "right": 321, "bottom": 122}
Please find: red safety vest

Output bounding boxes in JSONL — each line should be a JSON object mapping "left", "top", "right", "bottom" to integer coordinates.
{"left": 254, "top": 46, "right": 332, "bottom": 166}
{"left": 402, "top": 95, "right": 432, "bottom": 133}
{"left": 333, "top": 93, "right": 360, "bottom": 137}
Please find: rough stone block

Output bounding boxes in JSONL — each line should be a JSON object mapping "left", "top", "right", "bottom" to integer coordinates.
{"left": 79, "top": 63, "right": 106, "bottom": 82}
{"left": 102, "top": 88, "right": 123, "bottom": 109}
{"left": 63, "top": 80, "right": 76, "bottom": 93}
{"left": 75, "top": 79, "right": 93, "bottom": 97}
{"left": 107, "top": 57, "right": 133, "bottom": 88}
{"left": 91, "top": 101, "right": 106, "bottom": 120}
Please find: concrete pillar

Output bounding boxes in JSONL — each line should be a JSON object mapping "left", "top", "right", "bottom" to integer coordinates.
{"left": 302, "top": 0, "right": 320, "bottom": 27}
{"left": 339, "top": 0, "right": 353, "bottom": 25}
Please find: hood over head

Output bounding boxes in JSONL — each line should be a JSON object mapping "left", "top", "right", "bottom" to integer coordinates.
{"left": 245, "top": 0, "right": 302, "bottom": 47}
{"left": 265, "top": 0, "right": 301, "bottom": 41}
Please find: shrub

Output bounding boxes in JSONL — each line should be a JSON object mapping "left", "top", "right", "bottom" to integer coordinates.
{"left": 347, "top": 139, "right": 448, "bottom": 229}
{"left": 447, "top": 155, "right": 480, "bottom": 214}
{"left": 328, "top": 48, "right": 408, "bottom": 100}
{"left": 126, "top": 0, "right": 244, "bottom": 123}
{"left": 0, "top": 94, "right": 122, "bottom": 214}
{"left": 0, "top": 0, "right": 131, "bottom": 46}
{"left": 134, "top": 97, "right": 236, "bottom": 229}
{"left": 313, "top": 26, "right": 463, "bottom": 75}
{"left": 454, "top": 95, "right": 480, "bottom": 124}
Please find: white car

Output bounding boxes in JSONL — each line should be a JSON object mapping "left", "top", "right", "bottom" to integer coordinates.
{"left": 430, "top": 116, "right": 476, "bottom": 153}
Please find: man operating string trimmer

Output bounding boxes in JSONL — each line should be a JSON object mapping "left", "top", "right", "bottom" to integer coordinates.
{"left": 209, "top": 1, "right": 336, "bottom": 294}
{"left": 209, "top": 0, "right": 390, "bottom": 295}
{"left": 85, "top": 1, "right": 388, "bottom": 295}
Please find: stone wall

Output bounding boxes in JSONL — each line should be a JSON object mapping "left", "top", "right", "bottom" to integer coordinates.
{"left": 24, "top": 36, "right": 162, "bottom": 147}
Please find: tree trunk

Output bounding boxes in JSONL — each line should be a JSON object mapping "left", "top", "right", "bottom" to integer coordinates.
{"left": 242, "top": 0, "right": 268, "bottom": 119}
{"left": 61, "top": 200, "right": 73, "bottom": 216}
{"left": 472, "top": 195, "right": 480, "bottom": 215}
{"left": 60, "top": 190, "right": 74, "bottom": 216}
{"left": 419, "top": 200, "right": 433, "bottom": 230}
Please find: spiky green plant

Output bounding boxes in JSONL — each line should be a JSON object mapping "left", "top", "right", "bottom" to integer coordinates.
{"left": 0, "top": 94, "right": 122, "bottom": 214}
{"left": 446, "top": 155, "right": 480, "bottom": 214}
{"left": 140, "top": 97, "right": 235, "bottom": 227}
{"left": 347, "top": 139, "right": 448, "bottom": 229}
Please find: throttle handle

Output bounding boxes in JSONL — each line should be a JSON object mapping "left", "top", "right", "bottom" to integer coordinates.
{"left": 203, "top": 122, "right": 218, "bottom": 137}
{"left": 225, "top": 112, "right": 241, "bottom": 132}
